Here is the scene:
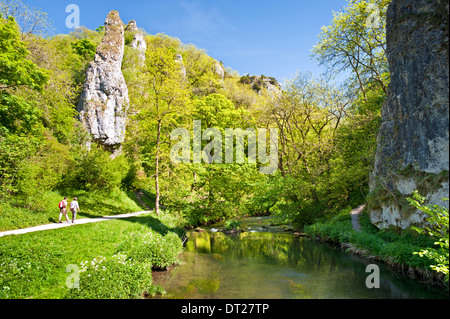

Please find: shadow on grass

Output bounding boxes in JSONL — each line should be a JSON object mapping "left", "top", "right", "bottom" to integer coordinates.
{"left": 68, "top": 189, "right": 186, "bottom": 242}
{"left": 77, "top": 211, "right": 186, "bottom": 241}
{"left": 126, "top": 216, "right": 182, "bottom": 236}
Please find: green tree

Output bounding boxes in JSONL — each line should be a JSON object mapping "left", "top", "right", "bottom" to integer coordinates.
{"left": 127, "top": 34, "right": 190, "bottom": 215}
{"left": 21, "top": 34, "right": 83, "bottom": 144}
{"left": 0, "top": 16, "right": 49, "bottom": 133}
{"left": 312, "top": 0, "right": 390, "bottom": 98}
{"left": 0, "top": 16, "right": 49, "bottom": 93}
{"left": 181, "top": 44, "right": 222, "bottom": 97}
{"left": 256, "top": 70, "right": 382, "bottom": 226}
{"left": 0, "top": 16, "right": 49, "bottom": 196}
{"left": 0, "top": 0, "right": 54, "bottom": 39}
{"left": 193, "top": 93, "right": 246, "bottom": 129}
{"left": 71, "top": 38, "right": 96, "bottom": 60}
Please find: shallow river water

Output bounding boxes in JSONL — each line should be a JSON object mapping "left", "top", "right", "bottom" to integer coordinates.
{"left": 152, "top": 217, "right": 447, "bottom": 299}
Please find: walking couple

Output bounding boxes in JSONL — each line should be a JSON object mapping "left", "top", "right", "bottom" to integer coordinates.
{"left": 58, "top": 197, "right": 80, "bottom": 223}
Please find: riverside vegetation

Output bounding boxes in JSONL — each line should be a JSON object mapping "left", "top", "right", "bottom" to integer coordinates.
{"left": 0, "top": 0, "right": 448, "bottom": 298}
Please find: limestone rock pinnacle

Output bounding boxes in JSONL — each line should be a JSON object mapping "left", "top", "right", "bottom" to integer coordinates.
{"left": 77, "top": 10, "right": 129, "bottom": 151}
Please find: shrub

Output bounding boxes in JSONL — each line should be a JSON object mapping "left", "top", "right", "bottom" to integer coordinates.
{"left": 71, "top": 38, "right": 96, "bottom": 59}
{"left": 65, "top": 254, "right": 160, "bottom": 299}
{"left": 224, "top": 219, "right": 241, "bottom": 231}
{"left": 408, "top": 191, "right": 449, "bottom": 284}
{"left": 16, "top": 134, "right": 72, "bottom": 210}
{"left": 116, "top": 229, "right": 183, "bottom": 270}
{"left": 62, "top": 145, "right": 130, "bottom": 191}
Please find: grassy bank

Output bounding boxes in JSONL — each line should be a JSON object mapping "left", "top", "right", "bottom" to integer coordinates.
{"left": 0, "top": 209, "right": 186, "bottom": 299}
{"left": 0, "top": 188, "right": 147, "bottom": 231}
{"left": 304, "top": 207, "right": 447, "bottom": 288}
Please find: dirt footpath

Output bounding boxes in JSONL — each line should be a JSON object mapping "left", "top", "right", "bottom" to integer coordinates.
{"left": 350, "top": 204, "right": 366, "bottom": 232}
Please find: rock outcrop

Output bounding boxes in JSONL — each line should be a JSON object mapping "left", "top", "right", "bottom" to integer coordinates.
{"left": 214, "top": 61, "right": 225, "bottom": 80}
{"left": 125, "top": 20, "right": 147, "bottom": 61}
{"left": 175, "top": 53, "right": 187, "bottom": 79}
{"left": 240, "top": 74, "right": 281, "bottom": 95}
{"left": 368, "top": 0, "right": 449, "bottom": 229}
{"left": 77, "top": 11, "right": 129, "bottom": 153}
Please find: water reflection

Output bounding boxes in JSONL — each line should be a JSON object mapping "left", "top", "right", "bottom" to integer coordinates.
{"left": 153, "top": 218, "right": 447, "bottom": 299}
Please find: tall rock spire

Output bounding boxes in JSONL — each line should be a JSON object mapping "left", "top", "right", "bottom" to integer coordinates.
{"left": 77, "top": 10, "right": 129, "bottom": 153}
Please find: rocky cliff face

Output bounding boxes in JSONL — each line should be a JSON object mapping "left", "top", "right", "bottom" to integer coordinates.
{"left": 77, "top": 11, "right": 129, "bottom": 153}
{"left": 368, "top": 0, "right": 449, "bottom": 229}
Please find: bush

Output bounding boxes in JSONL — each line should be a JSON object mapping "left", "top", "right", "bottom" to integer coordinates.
{"left": 0, "top": 130, "right": 42, "bottom": 198}
{"left": 65, "top": 254, "right": 160, "bottom": 299}
{"left": 71, "top": 39, "right": 96, "bottom": 59}
{"left": 116, "top": 228, "right": 184, "bottom": 270}
{"left": 408, "top": 191, "right": 449, "bottom": 284}
{"left": 16, "top": 134, "right": 72, "bottom": 210}
{"left": 62, "top": 145, "right": 130, "bottom": 191}
{"left": 224, "top": 219, "right": 241, "bottom": 231}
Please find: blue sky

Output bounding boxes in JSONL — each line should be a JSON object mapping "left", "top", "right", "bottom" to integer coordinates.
{"left": 30, "top": 0, "right": 348, "bottom": 83}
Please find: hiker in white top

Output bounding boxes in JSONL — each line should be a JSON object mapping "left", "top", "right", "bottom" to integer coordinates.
{"left": 70, "top": 197, "right": 80, "bottom": 223}
{"left": 58, "top": 197, "right": 69, "bottom": 223}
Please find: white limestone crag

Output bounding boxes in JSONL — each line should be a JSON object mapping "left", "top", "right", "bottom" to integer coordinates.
{"left": 77, "top": 11, "right": 129, "bottom": 151}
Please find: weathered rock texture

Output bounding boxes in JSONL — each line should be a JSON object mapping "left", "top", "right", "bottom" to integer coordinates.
{"left": 368, "top": 0, "right": 449, "bottom": 229}
{"left": 239, "top": 74, "right": 281, "bottom": 96}
{"left": 175, "top": 53, "right": 187, "bottom": 79}
{"left": 125, "top": 20, "right": 147, "bottom": 61}
{"left": 77, "top": 11, "right": 129, "bottom": 151}
{"left": 214, "top": 61, "right": 225, "bottom": 80}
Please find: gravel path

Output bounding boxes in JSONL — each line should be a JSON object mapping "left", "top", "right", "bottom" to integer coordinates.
{"left": 0, "top": 210, "right": 151, "bottom": 238}
{"left": 350, "top": 204, "right": 366, "bottom": 232}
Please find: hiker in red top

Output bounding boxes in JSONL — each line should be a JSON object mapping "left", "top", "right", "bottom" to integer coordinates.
{"left": 58, "top": 197, "right": 70, "bottom": 223}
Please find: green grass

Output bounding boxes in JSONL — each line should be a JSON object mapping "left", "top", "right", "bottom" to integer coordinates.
{"left": 0, "top": 210, "right": 186, "bottom": 299}
{"left": 0, "top": 188, "right": 147, "bottom": 231}
{"left": 0, "top": 191, "right": 62, "bottom": 231}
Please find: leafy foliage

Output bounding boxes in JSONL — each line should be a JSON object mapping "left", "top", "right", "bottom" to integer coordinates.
{"left": 312, "top": 0, "right": 390, "bottom": 96}
{"left": 409, "top": 191, "right": 449, "bottom": 284}
{"left": 0, "top": 16, "right": 49, "bottom": 93}
{"left": 62, "top": 144, "right": 130, "bottom": 191}
{"left": 224, "top": 219, "right": 241, "bottom": 231}
{"left": 71, "top": 38, "right": 96, "bottom": 60}
{"left": 2, "top": 0, "right": 446, "bottom": 291}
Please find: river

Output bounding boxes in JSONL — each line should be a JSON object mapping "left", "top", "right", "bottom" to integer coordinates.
{"left": 152, "top": 216, "right": 447, "bottom": 299}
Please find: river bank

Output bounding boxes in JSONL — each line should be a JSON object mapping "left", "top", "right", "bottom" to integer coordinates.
{"left": 151, "top": 216, "right": 448, "bottom": 299}
{"left": 1, "top": 188, "right": 447, "bottom": 299}
{"left": 303, "top": 207, "right": 448, "bottom": 290}
{"left": 181, "top": 208, "right": 448, "bottom": 291}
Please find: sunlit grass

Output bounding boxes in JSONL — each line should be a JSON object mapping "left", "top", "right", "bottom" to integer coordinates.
{"left": 0, "top": 211, "right": 185, "bottom": 299}
{"left": 0, "top": 188, "right": 146, "bottom": 231}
